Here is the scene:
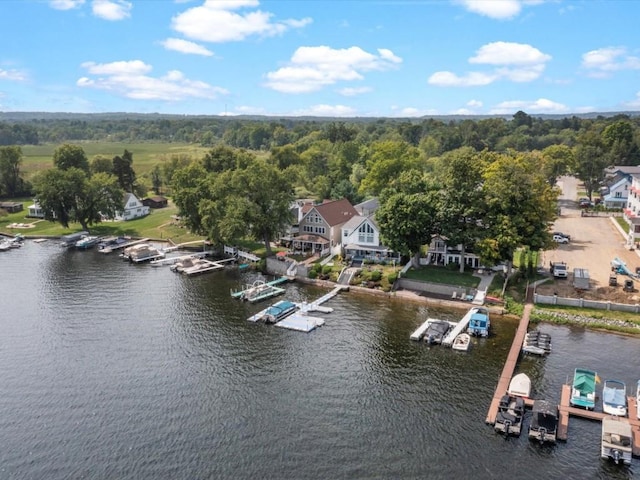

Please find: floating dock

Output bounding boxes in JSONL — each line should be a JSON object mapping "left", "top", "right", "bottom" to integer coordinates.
{"left": 442, "top": 307, "right": 481, "bottom": 347}
{"left": 275, "top": 313, "right": 325, "bottom": 332}
{"left": 410, "top": 318, "right": 458, "bottom": 342}
{"left": 557, "top": 384, "right": 640, "bottom": 456}
{"left": 150, "top": 251, "right": 210, "bottom": 267}
{"left": 100, "top": 237, "right": 149, "bottom": 254}
{"left": 485, "top": 303, "right": 532, "bottom": 424}
{"left": 247, "top": 286, "right": 345, "bottom": 332}
{"left": 231, "top": 277, "right": 289, "bottom": 302}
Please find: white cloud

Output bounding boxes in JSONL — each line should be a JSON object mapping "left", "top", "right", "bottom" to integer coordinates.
{"left": 467, "top": 99, "right": 483, "bottom": 108}
{"left": 161, "top": 38, "right": 214, "bottom": 57}
{"left": 0, "top": 68, "right": 28, "bottom": 82}
{"left": 49, "top": 0, "right": 85, "bottom": 10}
{"left": 455, "top": 0, "right": 543, "bottom": 20}
{"left": 291, "top": 104, "right": 357, "bottom": 117}
{"left": 265, "top": 46, "right": 402, "bottom": 93}
{"left": 92, "top": 0, "right": 131, "bottom": 21}
{"left": 172, "top": 0, "right": 311, "bottom": 43}
{"left": 77, "top": 60, "right": 228, "bottom": 101}
{"left": 470, "top": 41, "right": 551, "bottom": 65}
{"left": 581, "top": 47, "right": 640, "bottom": 78}
{"left": 338, "top": 86, "right": 372, "bottom": 96}
{"left": 429, "top": 41, "right": 550, "bottom": 86}
{"left": 222, "top": 105, "right": 267, "bottom": 116}
{"left": 623, "top": 92, "right": 640, "bottom": 109}
{"left": 489, "top": 98, "right": 569, "bottom": 114}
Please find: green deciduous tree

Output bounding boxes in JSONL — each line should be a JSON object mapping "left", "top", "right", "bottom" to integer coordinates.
{"left": 112, "top": 149, "right": 136, "bottom": 192}
{"left": 53, "top": 144, "right": 90, "bottom": 173}
{"left": 376, "top": 170, "right": 441, "bottom": 267}
{"left": 359, "top": 140, "right": 423, "bottom": 197}
{"left": 0, "top": 145, "right": 25, "bottom": 197}
{"left": 33, "top": 168, "right": 123, "bottom": 231}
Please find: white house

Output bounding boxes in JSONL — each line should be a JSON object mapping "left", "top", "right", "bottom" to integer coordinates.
{"left": 341, "top": 215, "right": 400, "bottom": 264}
{"left": 424, "top": 235, "right": 482, "bottom": 269}
{"left": 624, "top": 174, "right": 640, "bottom": 239}
{"left": 116, "top": 193, "right": 149, "bottom": 221}
{"left": 601, "top": 176, "right": 630, "bottom": 209}
{"left": 27, "top": 200, "right": 45, "bottom": 218}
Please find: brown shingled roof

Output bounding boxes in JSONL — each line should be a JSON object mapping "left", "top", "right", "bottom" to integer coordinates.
{"left": 312, "top": 198, "right": 358, "bottom": 226}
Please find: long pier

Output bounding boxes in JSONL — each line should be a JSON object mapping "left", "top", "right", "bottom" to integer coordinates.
{"left": 442, "top": 307, "right": 475, "bottom": 346}
{"left": 485, "top": 303, "right": 532, "bottom": 424}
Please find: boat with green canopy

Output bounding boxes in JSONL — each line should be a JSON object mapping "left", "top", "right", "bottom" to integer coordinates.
{"left": 569, "top": 368, "right": 597, "bottom": 410}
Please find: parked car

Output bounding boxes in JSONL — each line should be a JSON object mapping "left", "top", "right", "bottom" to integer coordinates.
{"left": 553, "top": 234, "right": 570, "bottom": 244}
{"left": 579, "top": 198, "right": 592, "bottom": 208}
{"left": 553, "top": 231, "right": 571, "bottom": 241}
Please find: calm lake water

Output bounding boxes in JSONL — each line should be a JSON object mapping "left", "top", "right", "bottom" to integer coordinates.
{"left": 1, "top": 240, "right": 639, "bottom": 479}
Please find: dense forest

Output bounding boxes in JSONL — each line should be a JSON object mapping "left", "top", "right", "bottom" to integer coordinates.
{"left": 1, "top": 110, "right": 639, "bottom": 267}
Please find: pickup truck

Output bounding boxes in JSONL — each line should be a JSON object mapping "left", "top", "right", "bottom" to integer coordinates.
{"left": 551, "top": 262, "right": 568, "bottom": 278}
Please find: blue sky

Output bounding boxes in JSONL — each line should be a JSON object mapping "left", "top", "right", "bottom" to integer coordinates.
{"left": 1, "top": 0, "right": 640, "bottom": 117}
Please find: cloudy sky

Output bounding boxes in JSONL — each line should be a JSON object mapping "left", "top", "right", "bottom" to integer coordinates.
{"left": 1, "top": 0, "right": 639, "bottom": 117}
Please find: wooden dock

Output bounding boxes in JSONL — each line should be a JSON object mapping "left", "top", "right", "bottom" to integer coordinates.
{"left": 485, "top": 303, "right": 532, "bottom": 424}
{"left": 231, "top": 277, "right": 290, "bottom": 301}
{"left": 557, "top": 383, "right": 640, "bottom": 456}
{"left": 99, "top": 237, "right": 149, "bottom": 254}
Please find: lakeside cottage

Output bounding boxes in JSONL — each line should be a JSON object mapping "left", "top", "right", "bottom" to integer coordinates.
{"left": 115, "top": 193, "right": 149, "bottom": 221}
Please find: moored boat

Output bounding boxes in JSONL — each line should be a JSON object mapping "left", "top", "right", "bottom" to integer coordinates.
{"left": 523, "top": 330, "right": 551, "bottom": 355}
{"left": 451, "top": 333, "right": 471, "bottom": 351}
{"left": 507, "top": 373, "right": 531, "bottom": 398}
{"left": 636, "top": 380, "right": 640, "bottom": 420}
{"left": 601, "top": 416, "right": 632, "bottom": 465}
{"left": 60, "top": 231, "right": 89, "bottom": 247}
{"left": 569, "top": 368, "right": 597, "bottom": 410}
{"left": 423, "top": 319, "right": 451, "bottom": 345}
{"left": 466, "top": 306, "right": 490, "bottom": 337}
{"left": 602, "top": 379, "right": 627, "bottom": 417}
{"left": 494, "top": 394, "right": 525, "bottom": 436}
{"left": 75, "top": 235, "right": 100, "bottom": 249}
{"left": 258, "top": 300, "right": 298, "bottom": 324}
{"left": 121, "top": 243, "right": 165, "bottom": 263}
{"left": 528, "top": 400, "right": 558, "bottom": 444}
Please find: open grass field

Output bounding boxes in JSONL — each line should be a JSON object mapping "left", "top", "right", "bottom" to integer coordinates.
{"left": 20, "top": 142, "right": 212, "bottom": 179}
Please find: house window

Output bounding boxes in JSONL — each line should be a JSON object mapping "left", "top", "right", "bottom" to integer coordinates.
{"left": 357, "top": 222, "right": 374, "bottom": 243}
{"left": 303, "top": 225, "right": 313, "bottom": 233}
{"left": 615, "top": 192, "right": 621, "bottom": 198}
{"left": 315, "top": 227, "right": 325, "bottom": 234}
{"left": 308, "top": 213, "right": 321, "bottom": 224}
{"left": 343, "top": 231, "right": 348, "bottom": 237}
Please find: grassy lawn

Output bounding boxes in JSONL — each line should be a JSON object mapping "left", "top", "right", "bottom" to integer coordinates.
{"left": 20, "top": 143, "right": 211, "bottom": 179}
{"left": 0, "top": 198, "right": 203, "bottom": 244}
{"left": 403, "top": 265, "right": 480, "bottom": 288}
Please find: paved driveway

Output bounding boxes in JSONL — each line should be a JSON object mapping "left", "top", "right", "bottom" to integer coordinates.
{"left": 541, "top": 176, "right": 640, "bottom": 292}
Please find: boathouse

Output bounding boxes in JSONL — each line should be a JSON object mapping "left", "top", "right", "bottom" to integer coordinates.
{"left": 0, "top": 201, "right": 23, "bottom": 213}
{"left": 142, "top": 195, "right": 168, "bottom": 209}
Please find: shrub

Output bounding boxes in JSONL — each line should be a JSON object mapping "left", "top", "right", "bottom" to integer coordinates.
{"left": 308, "top": 270, "right": 318, "bottom": 279}
{"left": 387, "top": 272, "right": 398, "bottom": 284}
{"left": 370, "top": 270, "right": 382, "bottom": 282}
{"left": 322, "top": 265, "right": 333, "bottom": 275}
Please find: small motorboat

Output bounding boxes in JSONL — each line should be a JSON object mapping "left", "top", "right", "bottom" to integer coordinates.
{"left": 423, "top": 320, "right": 451, "bottom": 345}
{"left": 602, "top": 379, "right": 627, "bottom": 417}
{"left": 508, "top": 373, "right": 531, "bottom": 398}
{"left": 494, "top": 394, "right": 525, "bottom": 436}
{"left": 569, "top": 368, "right": 597, "bottom": 410}
{"left": 451, "top": 333, "right": 471, "bottom": 351}
{"left": 528, "top": 400, "right": 558, "bottom": 444}
{"left": 466, "top": 307, "right": 490, "bottom": 337}
{"left": 601, "top": 416, "right": 632, "bottom": 465}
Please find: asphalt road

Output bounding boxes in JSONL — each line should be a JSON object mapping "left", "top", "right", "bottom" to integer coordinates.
{"left": 542, "top": 176, "right": 640, "bottom": 290}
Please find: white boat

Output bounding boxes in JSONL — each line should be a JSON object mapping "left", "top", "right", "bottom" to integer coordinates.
{"left": 121, "top": 243, "right": 165, "bottom": 263}
{"left": 637, "top": 380, "right": 640, "bottom": 420}
{"left": 75, "top": 235, "right": 100, "bottom": 249}
{"left": 601, "top": 416, "right": 632, "bottom": 465}
{"left": 451, "top": 333, "right": 471, "bottom": 351}
{"left": 508, "top": 373, "right": 531, "bottom": 398}
{"left": 60, "top": 230, "right": 89, "bottom": 247}
{"left": 602, "top": 379, "right": 627, "bottom": 417}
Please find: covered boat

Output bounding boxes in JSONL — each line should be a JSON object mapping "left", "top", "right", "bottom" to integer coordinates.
{"left": 601, "top": 416, "right": 632, "bottom": 465}
{"left": 602, "top": 380, "right": 627, "bottom": 417}
{"left": 494, "top": 394, "right": 525, "bottom": 436}
{"left": 451, "top": 333, "right": 471, "bottom": 351}
{"left": 75, "top": 235, "right": 100, "bottom": 249}
{"left": 528, "top": 400, "right": 558, "bottom": 444}
{"left": 466, "top": 307, "right": 490, "bottom": 337}
{"left": 259, "top": 300, "right": 298, "bottom": 324}
{"left": 507, "top": 373, "right": 531, "bottom": 398}
{"left": 423, "top": 320, "right": 451, "bottom": 345}
{"left": 569, "top": 368, "right": 597, "bottom": 410}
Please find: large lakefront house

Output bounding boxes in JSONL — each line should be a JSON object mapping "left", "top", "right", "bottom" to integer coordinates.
{"left": 114, "top": 193, "right": 149, "bottom": 221}
{"left": 279, "top": 197, "right": 399, "bottom": 263}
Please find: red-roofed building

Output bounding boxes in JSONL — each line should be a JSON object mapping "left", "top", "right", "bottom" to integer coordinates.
{"left": 292, "top": 198, "right": 358, "bottom": 256}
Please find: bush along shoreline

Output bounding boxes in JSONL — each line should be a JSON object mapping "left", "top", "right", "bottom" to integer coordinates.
{"left": 531, "top": 307, "right": 640, "bottom": 335}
